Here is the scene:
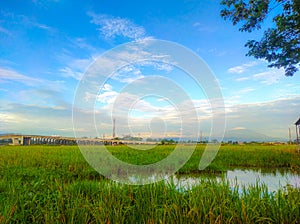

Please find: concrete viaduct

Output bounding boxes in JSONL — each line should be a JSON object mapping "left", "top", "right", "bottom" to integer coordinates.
{"left": 0, "top": 134, "right": 138, "bottom": 146}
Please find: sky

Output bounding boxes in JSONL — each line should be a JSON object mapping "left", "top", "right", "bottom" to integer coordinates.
{"left": 0, "top": 0, "right": 299, "bottom": 141}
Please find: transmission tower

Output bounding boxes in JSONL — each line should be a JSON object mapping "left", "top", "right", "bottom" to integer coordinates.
{"left": 112, "top": 118, "right": 116, "bottom": 139}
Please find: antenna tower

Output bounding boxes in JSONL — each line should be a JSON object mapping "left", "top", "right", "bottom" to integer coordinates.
{"left": 113, "top": 118, "right": 116, "bottom": 139}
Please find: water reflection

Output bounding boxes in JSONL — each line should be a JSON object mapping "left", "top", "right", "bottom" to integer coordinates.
{"left": 171, "top": 169, "right": 300, "bottom": 192}
{"left": 226, "top": 169, "right": 300, "bottom": 192}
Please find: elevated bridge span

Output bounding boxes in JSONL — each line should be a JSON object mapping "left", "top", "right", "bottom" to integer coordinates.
{"left": 0, "top": 134, "right": 147, "bottom": 146}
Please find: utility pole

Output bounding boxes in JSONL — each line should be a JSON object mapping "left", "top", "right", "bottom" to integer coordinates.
{"left": 200, "top": 131, "right": 203, "bottom": 144}
{"left": 289, "top": 128, "right": 292, "bottom": 144}
{"left": 295, "top": 118, "right": 300, "bottom": 153}
{"left": 296, "top": 125, "right": 299, "bottom": 145}
{"left": 112, "top": 118, "right": 116, "bottom": 139}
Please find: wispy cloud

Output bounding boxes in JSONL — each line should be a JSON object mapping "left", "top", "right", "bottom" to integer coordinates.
{"left": 235, "top": 77, "right": 249, "bottom": 82}
{"left": 236, "top": 87, "right": 255, "bottom": 94}
{"left": 31, "top": 21, "right": 52, "bottom": 31}
{"left": 253, "top": 68, "right": 285, "bottom": 85}
{"left": 70, "top": 37, "right": 97, "bottom": 52}
{"left": 231, "top": 127, "right": 246, "bottom": 130}
{"left": 228, "top": 61, "right": 258, "bottom": 74}
{"left": 0, "top": 67, "right": 65, "bottom": 91}
{"left": 224, "top": 96, "right": 300, "bottom": 138}
{"left": 208, "top": 48, "right": 227, "bottom": 57}
{"left": 3, "top": 91, "right": 299, "bottom": 139}
{"left": 32, "top": 0, "right": 60, "bottom": 4}
{"left": 15, "top": 89, "right": 69, "bottom": 109}
{"left": 96, "top": 84, "right": 119, "bottom": 105}
{"left": 88, "top": 13, "right": 146, "bottom": 41}
{"left": 60, "top": 57, "right": 95, "bottom": 80}
{"left": 0, "top": 68, "right": 44, "bottom": 86}
{"left": 112, "top": 65, "right": 144, "bottom": 83}
{"left": 1, "top": 11, "right": 54, "bottom": 33}
{"left": 229, "top": 60, "right": 287, "bottom": 85}
{"left": 193, "top": 22, "right": 217, "bottom": 33}
{"left": 0, "top": 103, "right": 73, "bottom": 136}
{"left": 0, "top": 26, "right": 12, "bottom": 36}
{"left": 114, "top": 63, "right": 169, "bottom": 84}
{"left": 68, "top": 39, "right": 174, "bottom": 83}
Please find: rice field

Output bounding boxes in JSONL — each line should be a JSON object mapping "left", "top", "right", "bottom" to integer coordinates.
{"left": 0, "top": 144, "right": 299, "bottom": 223}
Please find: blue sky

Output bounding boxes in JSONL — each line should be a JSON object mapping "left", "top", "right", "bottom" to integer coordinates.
{"left": 0, "top": 0, "right": 299, "bottom": 140}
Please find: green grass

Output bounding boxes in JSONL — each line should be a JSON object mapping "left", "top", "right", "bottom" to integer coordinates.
{"left": 1, "top": 177, "right": 299, "bottom": 223}
{"left": 1, "top": 144, "right": 299, "bottom": 173}
{"left": 182, "top": 144, "right": 300, "bottom": 173}
{"left": 0, "top": 144, "right": 299, "bottom": 223}
{"left": 107, "top": 144, "right": 300, "bottom": 173}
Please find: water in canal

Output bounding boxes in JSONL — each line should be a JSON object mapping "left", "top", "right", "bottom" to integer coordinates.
{"left": 172, "top": 168, "right": 300, "bottom": 192}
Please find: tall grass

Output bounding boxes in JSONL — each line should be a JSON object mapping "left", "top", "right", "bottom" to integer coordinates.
{"left": 1, "top": 178, "right": 299, "bottom": 223}
{"left": 0, "top": 145, "right": 299, "bottom": 223}
{"left": 183, "top": 144, "right": 300, "bottom": 173}
{"left": 1, "top": 144, "right": 299, "bottom": 173}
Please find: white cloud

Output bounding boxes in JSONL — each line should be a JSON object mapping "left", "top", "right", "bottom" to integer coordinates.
{"left": 73, "top": 40, "right": 174, "bottom": 84}
{"left": 3, "top": 94, "right": 299, "bottom": 139}
{"left": 228, "top": 61, "right": 258, "bottom": 74}
{"left": 0, "top": 67, "right": 65, "bottom": 92}
{"left": 102, "top": 83, "right": 113, "bottom": 91}
{"left": 60, "top": 67, "right": 83, "bottom": 80}
{"left": 223, "top": 88, "right": 255, "bottom": 106}
{"left": 0, "top": 103, "right": 73, "bottom": 136}
{"left": 192, "top": 99, "right": 212, "bottom": 119}
{"left": 0, "top": 112, "right": 28, "bottom": 125}
{"left": 253, "top": 68, "right": 285, "bottom": 85}
{"left": 0, "top": 68, "right": 43, "bottom": 86}
{"left": 235, "top": 77, "right": 249, "bottom": 82}
{"left": 97, "top": 90, "right": 119, "bottom": 104}
{"left": 31, "top": 21, "right": 52, "bottom": 31}
{"left": 224, "top": 96, "right": 300, "bottom": 138}
{"left": 236, "top": 87, "right": 255, "bottom": 94}
{"left": 230, "top": 61, "right": 287, "bottom": 85}
{"left": 231, "top": 127, "right": 246, "bottom": 130}
{"left": 60, "top": 57, "right": 95, "bottom": 80}
{"left": 142, "top": 60, "right": 174, "bottom": 72}
{"left": 93, "top": 83, "right": 199, "bottom": 131}
{"left": 4, "top": 12, "right": 54, "bottom": 32}
{"left": 83, "top": 84, "right": 117, "bottom": 103}
{"left": 19, "top": 14, "right": 53, "bottom": 31}
{"left": 112, "top": 65, "right": 144, "bottom": 83}
{"left": 14, "top": 89, "right": 68, "bottom": 108}
{"left": 89, "top": 13, "right": 146, "bottom": 41}
{"left": 70, "top": 37, "right": 97, "bottom": 52}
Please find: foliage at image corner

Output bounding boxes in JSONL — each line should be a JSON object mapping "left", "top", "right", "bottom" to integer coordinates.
{"left": 220, "top": 0, "right": 300, "bottom": 76}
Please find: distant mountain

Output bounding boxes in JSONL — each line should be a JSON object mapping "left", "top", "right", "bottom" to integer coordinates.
{"left": 2, "top": 130, "right": 284, "bottom": 143}
{"left": 145, "top": 129, "right": 287, "bottom": 143}
{"left": 223, "top": 129, "right": 287, "bottom": 142}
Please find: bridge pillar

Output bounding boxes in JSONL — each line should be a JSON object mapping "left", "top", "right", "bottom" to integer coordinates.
{"left": 23, "top": 137, "right": 31, "bottom": 145}
{"left": 12, "top": 137, "right": 21, "bottom": 145}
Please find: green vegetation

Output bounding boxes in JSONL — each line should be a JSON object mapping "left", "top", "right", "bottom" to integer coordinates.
{"left": 108, "top": 144, "right": 300, "bottom": 172}
{"left": 183, "top": 144, "right": 300, "bottom": 173}
{"left": 220, "top": 0, "right": 300, "bottom": 76}
{"left": 0, "top": 144, "right": 299, "bottom": 223}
